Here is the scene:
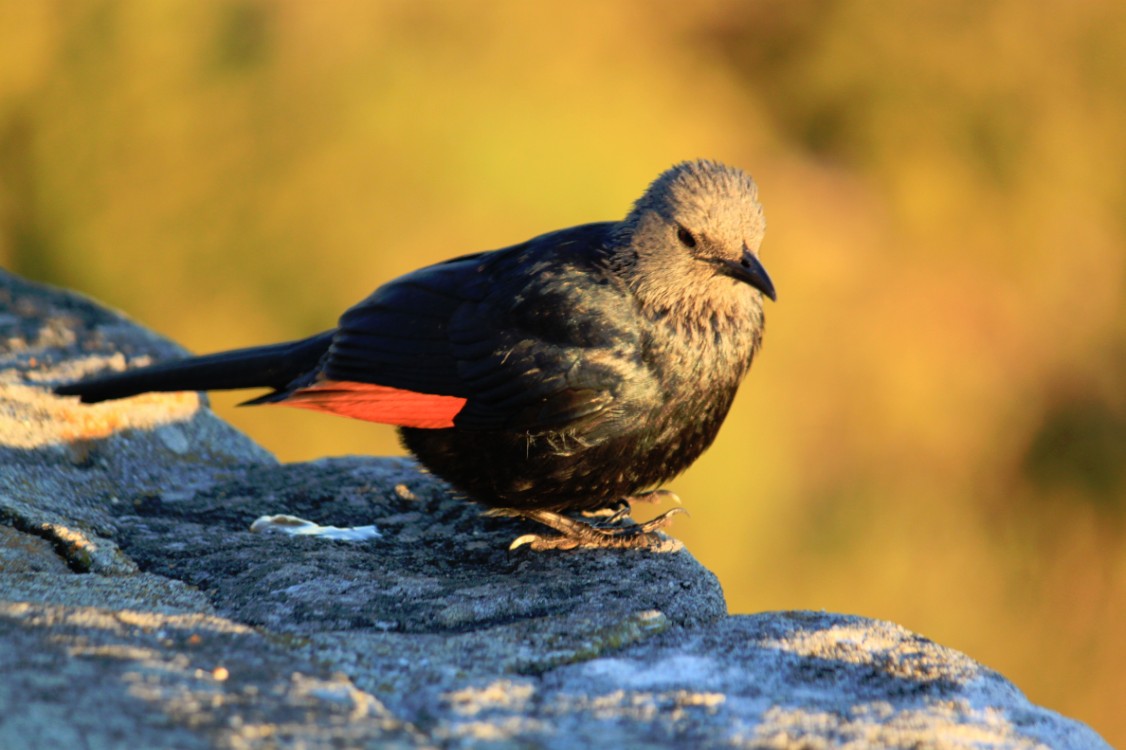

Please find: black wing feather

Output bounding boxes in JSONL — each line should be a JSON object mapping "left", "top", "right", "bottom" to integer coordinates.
{"left": 320, "top": 222, "right": 651, "bottom": 434}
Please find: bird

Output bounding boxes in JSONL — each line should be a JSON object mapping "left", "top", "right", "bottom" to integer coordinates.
{"left": 55, "top": 159, "right": 775, "bottom": 551}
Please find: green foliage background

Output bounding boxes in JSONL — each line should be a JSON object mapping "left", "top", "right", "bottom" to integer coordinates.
{"left": 2, "top": 1, "right": 1123, "bottom": 742}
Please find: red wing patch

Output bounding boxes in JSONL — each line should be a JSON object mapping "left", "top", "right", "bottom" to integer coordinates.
{"left": 277, "top": 380, "right": 467, "bottom": 429}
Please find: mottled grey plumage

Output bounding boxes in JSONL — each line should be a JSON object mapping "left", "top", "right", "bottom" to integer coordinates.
{"left": 56, "top": 160, "right": 775, "bottom": 549}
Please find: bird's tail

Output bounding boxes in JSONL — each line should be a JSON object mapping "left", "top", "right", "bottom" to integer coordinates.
{"left": 54, "top": 330, "right": 335, "bottom": 404}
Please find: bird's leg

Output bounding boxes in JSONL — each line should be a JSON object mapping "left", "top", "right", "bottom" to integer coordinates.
{"left": 580, "top": 501, "right": 631, "bottom": 522}
{"left": 593, "top": 505, "right": 633, "bottom": 525}
{"left": 579, "top": 489, "right": 680, "bottom": 520}
{"left": 490, "top": 499, "right": 687, "bottom": 552}
{"left": 625, "top": 489, "right": 682, "bottom": 506}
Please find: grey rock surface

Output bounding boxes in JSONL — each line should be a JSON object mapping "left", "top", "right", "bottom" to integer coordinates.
{"left": 0, "top": 268, "right": 1110, "bottom": 749}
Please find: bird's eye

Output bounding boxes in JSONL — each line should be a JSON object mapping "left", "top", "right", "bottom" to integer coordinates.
{"left": 676, "top": 225, "right": 697, "bottom": 248}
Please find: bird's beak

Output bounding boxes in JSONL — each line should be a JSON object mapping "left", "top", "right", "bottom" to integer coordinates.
{"left": 720, "top": 249, "right": 777, "bottom": 301}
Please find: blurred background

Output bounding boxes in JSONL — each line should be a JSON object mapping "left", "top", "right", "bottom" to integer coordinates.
{"left": 2, "top": 0, "right": 1123, "bottom": 743}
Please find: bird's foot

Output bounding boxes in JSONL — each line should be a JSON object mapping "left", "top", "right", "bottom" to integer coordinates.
{"left": 496, "top": 506, "right": 687, "bottom": 552}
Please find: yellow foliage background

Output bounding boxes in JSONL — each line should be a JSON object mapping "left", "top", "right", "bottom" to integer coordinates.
{"left": 2, "top": 1, "right": 1123, "bottom": 743}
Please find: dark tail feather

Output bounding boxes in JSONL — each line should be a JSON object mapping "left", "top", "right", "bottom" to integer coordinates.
{"left": 54, "top": 330, "right": 336, "bottom": 404}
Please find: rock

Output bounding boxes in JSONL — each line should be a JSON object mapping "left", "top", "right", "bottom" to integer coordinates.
{"left": 0, "top": 269, "right": 1111, "bottom": 749}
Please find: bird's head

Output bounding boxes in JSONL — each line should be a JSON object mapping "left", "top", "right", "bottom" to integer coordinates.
{"left": 614, "top": 160, "right": 775, "bottom": 317}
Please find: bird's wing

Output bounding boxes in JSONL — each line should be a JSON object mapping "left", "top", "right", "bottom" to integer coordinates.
{"left": 282, "top": 223, "right": 651, "bottom": 436}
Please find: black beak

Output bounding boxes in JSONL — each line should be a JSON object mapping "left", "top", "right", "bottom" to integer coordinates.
{"left": 719, "top": 249, "right": 777, "bottom": 301}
